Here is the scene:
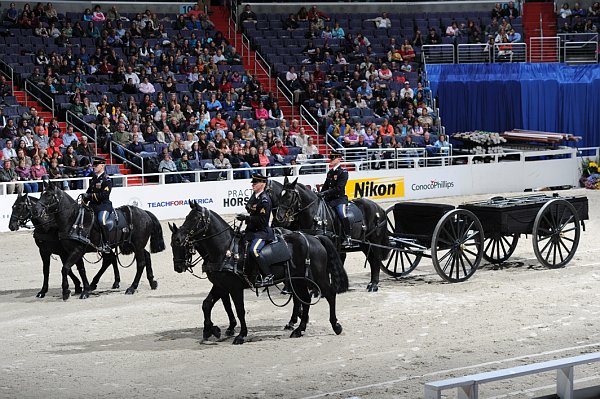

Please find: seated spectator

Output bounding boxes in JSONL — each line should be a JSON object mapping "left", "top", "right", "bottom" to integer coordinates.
{"left": 254, "top": 101, "right": 269, "bottom": 120}
{"left": 342, "top": 128, "right": 360, "bottom": 147}
{"left": 30, "top": 155, "right": 46, "bottom": 182}
{"left": 426, "top": 28, "right": 442, "bottom": 45}
{"left": 2, "top": 139, "right": 17, "bottom": 159}
{"left": 366, "top": 12, "right": 391, "bottom": 29}
{"left": 239, "top": 4, "right": 257, "bottom": 24}
{"left": 332, "top": 22, "right": 345, "bottom": 39}
{"left": 558, "top": 3, "right": 572, "bottom": 18}
{"left": 229, "top": 145, "right": 251, "bottom": 180}
{"left": 4, "top": 2, "right": 18, "bottom": 26}
{"left": 589, "top": 2, "right": 600, "bottom": 17}
{"left": 159, "top": 153, "right": 181, "bottom": 184}
{"left": 0, "top": 158, "right": 23, "bottom": 194}
{"left": 446, "top": 21, "right": 460, "bottom": 37}
{"left": 379, "top": 118, "right": 395, "bottom": 137}
{"left": 176, "top": 152, "right": 194, "bottom": 182}
{"left": 257, "top": 145, "right": 270, "bottom": 167}
{"left": 139, "top": 77, "right": 155, "bottom": 94}
{"left": 503, "top": 1, "right": 520, "bottom": 18}
{"left": 15, "top": 159, "right": 38, "bottom": 193}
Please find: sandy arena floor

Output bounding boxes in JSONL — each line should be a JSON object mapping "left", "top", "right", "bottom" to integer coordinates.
{"left": 1, "top": 189, "right": 599, "bottom": 399}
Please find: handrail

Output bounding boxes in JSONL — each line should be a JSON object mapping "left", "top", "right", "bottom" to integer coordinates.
{"left": 65, "top": 110, "right": 98, "bottom": 155}
{"left": 241, "top": 33, "right": 251, "bottom": 65}
{"left": 24, "top": 79, "right": 55, "bottom": 118}
{"left": 109, "top": 141, "right": 144, "bottom": 176}
{"left": 0, "top": 58, "right": 15, "bottom": 95}
{"left": 563, "top": 40, "right": 599, "bottom": 64}
{"left": 254, "top": 50, "right": 272, "bottom": 92}
{"left": 226, "top": 0, "right": 238, "bottom": 49}
{"left": 300, "top": 104, "right": 319, "bottom": 139}
{"left": 276, "top": 77, "right": 295, "bottom": 120}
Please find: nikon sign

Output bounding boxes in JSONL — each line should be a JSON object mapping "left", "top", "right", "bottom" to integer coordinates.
{"left": 348, "top": 177, "right": 405, "bottom": 200}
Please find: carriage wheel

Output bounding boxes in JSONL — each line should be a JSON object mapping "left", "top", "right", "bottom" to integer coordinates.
{"left": 483, "top": 233, "right": 519, "bottom": 264}
{"left": 385, "top": 205, "right": 397, "bottom": 236}
{"left": 381, "top": 248, "right": 422, "bottom": 278}
{"left": 533, "top": 199, "right": 580, "bottom": 269}
{"left": 431, "top": 209, "right": 484, "bottom": 283}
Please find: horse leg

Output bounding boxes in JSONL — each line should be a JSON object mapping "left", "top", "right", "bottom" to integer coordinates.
{"left": 36, "top": 248, "right": 51, "bottom": 298}
{"left": 202, "top": 287, "right": 223, "bottom": 340}
{"left": 222, "top": 293, "right": 237, "bottom": 337}
{"left": 366, "top": 254, "right": 382, "bottom": 293}
{"left": 74, "top": 258, "right": 90, "bottom": 299}
{"left": 284, "top": 296, "right": 301, "bottom": 331}
{"left": 143, "top": 250, "right": 158, "bottom": 290}
{"left": 89, "top": 255, "right": 111, "bottom": 291}
{"left": 325, "top": 290, "right": 343, "bottom": 335}
{"left": 230, "top": 288, "right": 247, "bottom": 345}
{"left": 111, "top": 254, "right": 120, "bottom": 289}
{"left": 125, "top": 249, "right": 146, "bottom": 295}
{"left": 291, "top": 282, "right": 311, "bottom": 338}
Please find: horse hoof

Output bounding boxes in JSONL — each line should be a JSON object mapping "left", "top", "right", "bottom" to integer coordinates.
{"left": 79, "top": 291, "right": 89, "bottom": 299}
{"left": 367, "top": 283, "right": 378, "bottom": 293}
{"left": 112, "top": 282, "right": 120, "bottom": 289}
{"left": 74, "top": 286, "right": 83, "bottom": 294}
{"left": 125, "top": 287, "right": 136, "bottom": 295}
{"left": 333, "top": 323, "right": 343, "bottom": 335}
{"left": 283, "top": 323, "right": 295, "bottom": 331}
{"left": 211, "top": 326, "right": 221, "bottom": 339}
{"left": 290, "top": 329, "right": 303, "bottom": 338}
{"left": 233, "top": 336, "right": 245, "bottom": 345}
{"left": 88, "top": 284, "right": 97, "bottom": 292}
{"left": 225, "top": 328, "right": 236, "bottom": 337}
{"left": 150, "top": 280, "right": 158, "bottom": 290}
{"left": 62, "top": 290, "right": 71, "bottom": 301}
{"left": 36, "top": 291, "right": 46, "bottom": 298}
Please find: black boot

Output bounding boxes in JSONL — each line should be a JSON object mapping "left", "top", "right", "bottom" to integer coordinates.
{"left": 255, "top": 255, "right": 274, "bottom": 287}
{"left": 341, "top": 217, "right": 353, "bottom": 246}
{"left": 99, "top": 226, "right": 111, "bottom": 253}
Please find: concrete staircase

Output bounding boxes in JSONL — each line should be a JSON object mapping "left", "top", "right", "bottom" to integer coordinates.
{"left": 210, "top": 6, "right": 328, "bottom": 155}
{"left": 10, "top": 82, "right": 137, "bottom": 184}
{"left": 523, "top": 2, "right": 559, "bottom": 62}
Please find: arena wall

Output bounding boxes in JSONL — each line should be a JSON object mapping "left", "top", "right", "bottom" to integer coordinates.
{"left": 0, "top": 148, "right": 580, "bottom": 232}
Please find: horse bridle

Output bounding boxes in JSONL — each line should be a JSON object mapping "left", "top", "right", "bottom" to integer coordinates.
{"left": 12, "top": 196, "right": 34, "bottom": 228}
{"left": 276, "top": 189, "right": 318, "bottom": 224}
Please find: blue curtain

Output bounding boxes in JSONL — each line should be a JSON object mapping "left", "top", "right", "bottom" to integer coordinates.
{"left": 427, "top": 64, "right": 600, "bottom": 147}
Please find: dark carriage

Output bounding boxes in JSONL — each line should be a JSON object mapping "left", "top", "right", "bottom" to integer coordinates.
{"left": 383, "top": 194, "right": 588, "bottom": 283}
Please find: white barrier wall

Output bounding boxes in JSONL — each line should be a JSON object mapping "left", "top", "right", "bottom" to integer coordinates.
{"left": 0, "top": 150, "right": 580, "bottom": 232}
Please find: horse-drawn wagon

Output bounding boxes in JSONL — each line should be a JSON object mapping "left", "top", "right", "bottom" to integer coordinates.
{"left": 383, "top": 193, "right": 588, "bottom": 282}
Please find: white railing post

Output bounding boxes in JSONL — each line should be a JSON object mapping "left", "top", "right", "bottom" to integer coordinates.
{"left": 556, "top": 366, "right": 574, "bottom": 399}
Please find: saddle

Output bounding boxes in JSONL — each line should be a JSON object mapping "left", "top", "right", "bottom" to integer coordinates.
{"left": 317, "top": 200, "right": 364, "bottom": 235}
{"left": 257, "top": 234, "right": 292, "bottom": 268}
{"left": 66, "top": 206, "right": 132, "bottom": 251}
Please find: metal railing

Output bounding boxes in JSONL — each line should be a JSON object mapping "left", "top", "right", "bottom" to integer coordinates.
{"left": 559, "top": 33, "right": 598, "bottom": 64}
{"left": 493, "top": 42, "right": 527, "bottom": 63}
{"left": 422, "top": 44, "right": 455, "bottom": 65}
{"left": 300, "top": 105, "right": 319, "bottom": 139}
{"left": 240, "top": 33, "right": 252, "bottom": 65}
{"left": 0, "top": 58, "right": 15, "bottom": 95}
{"left": 24, "top": 79, "right": 55, "bottom": 118}
{"left": 529, "top": 36, "right": 560, "bottom": 63}
{"left": 65, "top": 110, "right": 98, "bottom": 154}
{"left": 276, "top": 77, "right": 295, "bottom": 118}
{"left": 109, "top": 141, "right": 144, "bottom": 176}
{"left": 456, "top": 43, "right": 491, "bottom": 64}
{"left": 225, "top": 0, "right": 239, "bottom": 49}
{"left": 254, "top": 50, "right": 272, "bottom": 92}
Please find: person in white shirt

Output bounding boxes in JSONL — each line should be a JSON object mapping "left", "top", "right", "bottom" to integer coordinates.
{"left": 139, "top": 77, "right": 155, "bottom": 94}
{"left": 124, "top": 66, "right": 140, "bottom": 87}
{"left": 367, "top": 12, "right": 392, "bottom": 29}
{"left": 212, "top": 49, "right": 226, "bottom": 64}
{"left": 2, "top": 139, "right": 17, "bottom": 159}
{"left": 400, "top": 82, "right": 414, "bottom": 99}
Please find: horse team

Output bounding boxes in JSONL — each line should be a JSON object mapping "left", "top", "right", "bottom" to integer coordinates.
{"left": 9, "top": 177, "right": 390, "bottom": 344}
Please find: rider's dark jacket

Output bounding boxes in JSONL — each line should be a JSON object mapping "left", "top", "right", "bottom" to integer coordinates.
{"left": 86, "top": 172, "right": 114, "bottom": 213}
{"left": 321, "top": 165, "right": 349, "bottom": 207}
{"left": 244, "top": 190, "right": 274, "bottom": 241}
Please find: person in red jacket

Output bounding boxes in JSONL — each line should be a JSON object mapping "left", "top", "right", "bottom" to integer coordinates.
{"left": 270, "top": 138, "right": 289, "bottom": 166}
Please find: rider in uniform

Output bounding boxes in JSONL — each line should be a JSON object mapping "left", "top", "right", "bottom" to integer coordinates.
{"left": 318, "top": 151, "right": 352, "bottom": 245}
{"left": 236, "top": 173, "right": 275, "bottom": 286}
{"left": 82, "top": 157, "right": 114, "bottom": 253}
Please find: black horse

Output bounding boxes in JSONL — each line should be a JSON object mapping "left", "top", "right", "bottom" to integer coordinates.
{"left": 9, "top": 193, "right": 121, "bottom": 298}
{"left": 32, "top": 182, "right": 165, "bottom": 300}
{"left": 275, "top": 176, "right": 390, "bottom": 292}
{"left": 170, "top": 201, "right": 348, "bottom": 344}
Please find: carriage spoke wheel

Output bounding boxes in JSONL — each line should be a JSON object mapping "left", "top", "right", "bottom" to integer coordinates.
{"left": 483, "top": 233, "right": 519, "bottom": 264}
{"left": 382, "top": 248, "right": 422, "bottom": 278}
{"left": 533, "top": 199, "right": 580, "bottom": 269}
{"left": 431, "top": 209, "right": 484, "bottom": 283}
{"left": 383, "top": 206, "right": 422, "bottom": 277}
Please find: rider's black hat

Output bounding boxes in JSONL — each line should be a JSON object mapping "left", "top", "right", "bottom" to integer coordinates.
{"left": 329, "top": 150, "right": 344, "bottom": 160}
{"left": 92, "top": 157, "right": 107, "bottom": 166}
{"left": 251, "top": 173, "right": 268, "bottom": 184}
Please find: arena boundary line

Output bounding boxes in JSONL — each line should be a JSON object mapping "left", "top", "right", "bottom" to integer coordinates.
{"left": 299, "top": 342, "right": 600, "bottom": 399}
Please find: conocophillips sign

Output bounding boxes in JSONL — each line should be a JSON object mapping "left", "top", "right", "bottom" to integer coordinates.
{"left": 347, "top": 177, "right": 405, "bottom": 200}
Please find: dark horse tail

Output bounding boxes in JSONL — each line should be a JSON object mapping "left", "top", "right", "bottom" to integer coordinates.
{"left": 317, "top": 235, "right": 349, "bottom": 294}
{"left": 147, "top": 211, "right": 166, "bottom": 253}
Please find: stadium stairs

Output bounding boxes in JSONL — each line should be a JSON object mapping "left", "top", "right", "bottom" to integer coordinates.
{"left": 524, "top": 2, "right": 559, "bottom": 62}
{"left": 212, "top": 5, "right": 328, "bottom": 155}
{"left": 8, "top": 80, "right": 133, "bottom": 183}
